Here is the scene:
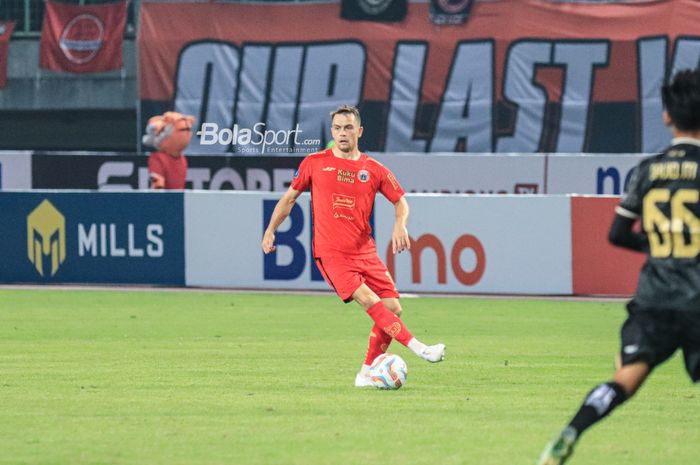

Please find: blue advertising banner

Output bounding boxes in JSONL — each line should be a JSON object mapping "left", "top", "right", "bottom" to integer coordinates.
{"left": 0, "top": 192, "right": 185, "bottom": 285}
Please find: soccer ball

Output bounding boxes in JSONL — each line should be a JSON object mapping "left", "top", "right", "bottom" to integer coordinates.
{"left": 369, "top": 353, "right": 408, "bottom": 390}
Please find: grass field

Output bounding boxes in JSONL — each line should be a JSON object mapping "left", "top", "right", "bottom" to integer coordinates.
{"left": 0, "top": 289, "right": 697, "bottom": 465}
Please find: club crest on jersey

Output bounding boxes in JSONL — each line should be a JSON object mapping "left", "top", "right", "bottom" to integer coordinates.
{"left": 358, "top": 169, "right": 370, "bottom": 183}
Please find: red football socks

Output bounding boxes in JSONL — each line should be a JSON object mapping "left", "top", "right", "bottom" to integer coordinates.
{"left": 364, "top": 324, "right": 393, "bottom": 365}
{"left": 366, "top": 301, "right": 413, "bottom": 346}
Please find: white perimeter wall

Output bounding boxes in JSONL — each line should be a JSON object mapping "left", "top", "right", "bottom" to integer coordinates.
{"left": 185, "top": 192, "right": 572, "bottom": 294}
{"left": 374, "top": 195, "right": 572, "bottom": 294}
{"left": 0, "top": 152, "right": 32, "bottom": 189}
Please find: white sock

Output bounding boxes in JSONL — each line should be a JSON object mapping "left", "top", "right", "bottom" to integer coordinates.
{"left": 407, "top": 337, "right": 427, "bottom": 356}
{"left": 359, "top": 364, "right": 371, "bottom": 376}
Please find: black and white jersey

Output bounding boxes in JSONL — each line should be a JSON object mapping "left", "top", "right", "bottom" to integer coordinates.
{"left": 618, "top": 138, "right": 700, "bottom": 312}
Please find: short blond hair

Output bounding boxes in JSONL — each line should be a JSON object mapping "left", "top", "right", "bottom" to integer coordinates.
{"left": 330, "top": 105, "right": 361, "bottom": 126}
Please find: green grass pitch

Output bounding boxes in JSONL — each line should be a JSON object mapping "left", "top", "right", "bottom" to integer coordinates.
{"left": 0, "top": 289, "right": 697, "bottom": 465}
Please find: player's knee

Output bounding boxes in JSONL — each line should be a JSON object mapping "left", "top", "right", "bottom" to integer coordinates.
{"left": 352, "top": 285, "right": 378, "bottom": 309}
{"left": 353, "top": 292, "right": 380, "bottom": 310}
{"left": 612, "top": 361, "right": 650, "bottom": 396}
{"left": 382, "top": 299, "right": 403, "bottom": 317}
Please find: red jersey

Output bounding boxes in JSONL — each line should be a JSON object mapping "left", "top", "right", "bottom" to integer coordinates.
{"left": 147, "top": 151, "right": 187, "bottom": 189}
{"left": 291, "top": 149, "right": 405, "bottom": 258}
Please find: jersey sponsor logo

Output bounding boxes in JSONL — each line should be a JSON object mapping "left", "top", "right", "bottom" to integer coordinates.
{"left": 358, "top": 169, "right": 370, "bottom": 182}
{"left": 337, "top": 169, "right": 356, "bottom": 184}
{"left": 333, "top": 212, "right": 355, "bottom": 221}
{"left": 27, "top": 200, "right": 66, "bottom": 277}
{"left": 322, "top": 166, "right": 336, "bottom": 172}
{"left": 623, "top": 344, "right": 639, "bottom": 354}
{"left": 332, "top": 193, "right": 356, "bottom": 210}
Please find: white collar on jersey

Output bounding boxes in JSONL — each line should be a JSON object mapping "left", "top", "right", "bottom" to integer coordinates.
{"left": 671, "top": 137, "right": 700, "bottom": 148}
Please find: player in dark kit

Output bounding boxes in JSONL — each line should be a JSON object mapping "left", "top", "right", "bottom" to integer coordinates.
{"left": 538, "top": 68, "right": 700, "bottom": 465}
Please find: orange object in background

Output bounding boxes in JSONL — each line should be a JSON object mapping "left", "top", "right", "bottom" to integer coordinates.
{"left": 571, "top": 196, "right": 645, "bottom": 296}
{"left": 0, "top": 21, "right": 14, "bottom": 88}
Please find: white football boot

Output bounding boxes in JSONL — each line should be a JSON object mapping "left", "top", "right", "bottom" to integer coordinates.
{"left": 354, "top": 372, "right": 374, "bottom": 388}
{"left": 419, "top": 343, "right": 446, "bottom": 363}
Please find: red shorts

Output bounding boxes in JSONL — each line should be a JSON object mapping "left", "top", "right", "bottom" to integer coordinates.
{"left": 315, "top": 255, "right": 400, "bottom": 303}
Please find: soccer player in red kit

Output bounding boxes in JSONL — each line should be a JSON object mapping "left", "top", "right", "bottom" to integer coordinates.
{"left": 262, "top": 105, "right": 446, "bottom": 387}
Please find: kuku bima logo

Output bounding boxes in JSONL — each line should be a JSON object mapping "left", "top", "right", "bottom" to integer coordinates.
{"left": 27, "top": 199, "right": 66, "bottom": 276}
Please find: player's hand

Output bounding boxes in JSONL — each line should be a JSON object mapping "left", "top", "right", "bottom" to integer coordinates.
{"left": 392, "top": 226, "right": 410, "bottom": 254}
{"left": 262, "top": 230, "right": 276, "bottom": 254}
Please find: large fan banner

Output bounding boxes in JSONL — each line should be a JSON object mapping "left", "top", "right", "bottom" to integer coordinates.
{"left": 40, "top": 0, "right": 126, "bottom": 73}
{"left": 0, "top": 21, "right": 14, "bottom": 88}
{"left": 139, "top": 0, "right": 700, "bottom": 155}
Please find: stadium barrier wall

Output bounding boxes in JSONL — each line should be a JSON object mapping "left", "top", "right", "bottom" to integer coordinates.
{"left": 1, "top": 190, "right": 641, "bottom": 295}
{"left": 183, "top": 190, "right": 635, "bottom": 295}
{"left": 571, "top": 196, "right": 645, "bottom": 295}
{"left": 0, "top": 151, "right": 32, "bottom": 189}
{"left": 0, "top": 151, "right": 650, "bottom": 196}
{"left": 372, "top": 194, "right": 573, "bottom": 294}
{"left": 0, "top": 191, "right": 185, "bottom": 285}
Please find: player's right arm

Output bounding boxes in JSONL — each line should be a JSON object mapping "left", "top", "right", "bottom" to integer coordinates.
{"left": 262, "top": 186, "right": 303, "bottom": 254}
{"left": 262, "top": 155, "right": 313, "bottom": 253}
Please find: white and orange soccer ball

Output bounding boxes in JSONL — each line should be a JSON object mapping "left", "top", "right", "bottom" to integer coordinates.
{"left": 369, "top": 353, "right": 408, "bottom": 390}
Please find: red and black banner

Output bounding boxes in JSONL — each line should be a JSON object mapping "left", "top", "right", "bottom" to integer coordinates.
{"left": 139, "top": 0, "right": 700, "bottom": 155}
{"left": 40, "top": 0, "right": 126, "bottom": 73}
{"left": 0, "top": 21, "right": 14, "bottom": 88}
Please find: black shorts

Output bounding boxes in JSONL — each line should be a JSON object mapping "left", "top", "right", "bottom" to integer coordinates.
{"left": 620, "top": 301, "right": 700, "bottom": 382}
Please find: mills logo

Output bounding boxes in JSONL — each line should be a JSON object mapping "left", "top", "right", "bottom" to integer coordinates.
{"left": 27, "top": 199, "right": 66, "bottom": 276}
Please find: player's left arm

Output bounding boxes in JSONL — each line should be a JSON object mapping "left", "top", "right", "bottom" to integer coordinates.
{"left": 391, "top": 196, "right": 410, "bottom": 254}
{"left": 377, "top": 163, "right": 410, "bottom": 254}
{"left": 608, "top": 164, "right": 647, "bottom": 252}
